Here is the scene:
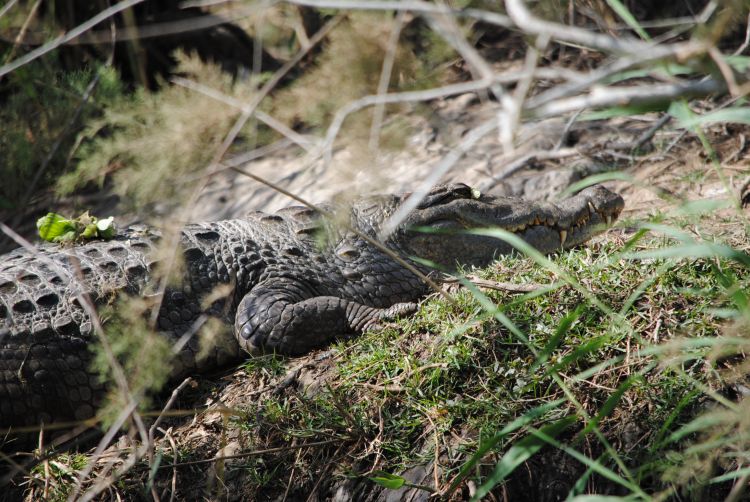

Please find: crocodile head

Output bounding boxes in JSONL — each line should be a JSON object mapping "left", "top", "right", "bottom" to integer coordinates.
{"left": 383, "top": 183, "right": 624, "bottom": 269}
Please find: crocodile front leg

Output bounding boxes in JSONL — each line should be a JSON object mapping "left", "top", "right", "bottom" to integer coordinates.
{"left": 234, "top": 279, "right": 417, "bottom": 355}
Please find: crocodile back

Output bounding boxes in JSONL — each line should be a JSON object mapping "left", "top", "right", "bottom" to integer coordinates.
{"left": 0, "top": 231, "right": 161, "bottom": 428}
{"left": 0, "top": 214, "right": 325, "bottom": 429}
{"left": 0, "top": 231, "right": 157, "bottom": 339}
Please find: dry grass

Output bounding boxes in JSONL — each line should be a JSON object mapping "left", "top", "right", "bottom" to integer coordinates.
{"left": 56, "top": 54, "right": 260, "bottom": 214}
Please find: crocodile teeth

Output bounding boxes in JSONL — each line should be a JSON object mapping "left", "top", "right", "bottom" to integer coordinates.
{"left": 588, "top": 201, "right": 596, "bottom": 214}
{"left": 606, "top": 215, "right": 612, "bottom": 225}
{"left": 559, "top": 230, "right": 567, "bottom": 245}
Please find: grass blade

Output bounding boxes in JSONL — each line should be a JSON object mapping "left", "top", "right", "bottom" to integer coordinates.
{"left": 531, "top": 305, "right": 584, "bottom": 372}
{"left": 445, "top": 399, "right": 567, "bottom": 496}
{"left": 470, "top": 415, "right": 577, "bottom": 501}
{"left": 605, "top": 0, "right": 650, "bottom": 40}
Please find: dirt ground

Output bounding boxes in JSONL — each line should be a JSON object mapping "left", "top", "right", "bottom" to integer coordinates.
{"left": 186, "top": 95, "right": 749, "bottom": 226}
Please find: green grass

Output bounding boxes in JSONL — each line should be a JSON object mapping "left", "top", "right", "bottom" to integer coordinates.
{"left": 28, "top": 453, "right": 89, "bottom": 502}
{"left": 215, "top": 212, "right": 749, "bottom": 500}
{"left": 243, "top": 353, "right": 287, "bottom": 378}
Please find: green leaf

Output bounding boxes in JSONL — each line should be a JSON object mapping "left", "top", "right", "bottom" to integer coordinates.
{"left": 81, "top": 223, "right": 99, "bottom": 239}
{"left": 605, "top": 0, "right": 650, "bottom": 40}
{"left": 710, "top": 465, "right": 750, "bottom": 484}
{"left": 666, "top": 413, "right": 728, "bottom": 444}
{"left": 147, "top": 452, "right": 163, "bottom": 491}
{"left": 37, "top": 210, "right": 117, "bottom": 243}
{"left": 37, "top": 213, "right": 77, "bottom": 242}
{"left": 54, "top": 230, "right": 78, "bottom": 243}
{"left": 727, "top": 55, "right": 750, "bottom": 71}
{"left": 470, "top": 415, "right": 577, "bottom": 501}
{"left": 668, "top": 101, "right": 694, "bottom": 127}
{"left": 369, "top": 471, "right": 406, "bottom": 489}
{"left": 650, "top": 388, "right": 702, "bottom": 451}
{"left": 545, "top": 335, "right": 607, "bottom": 376}
{"left": 671, "top": 104, "right": 750, "bottom": 130}
{"left": 626, "top": 243, "right": 750, "bottom": 268}
{"left": 468, "top": 228, "right": 615, "bottom": 317}
{"left": 559, "top": 172, "right": 633, "bottom": 198}
{"left": 600, "top": 64, "right": 693, "bottom": 85}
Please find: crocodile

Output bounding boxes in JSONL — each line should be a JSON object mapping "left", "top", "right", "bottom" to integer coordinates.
{"left": 0, "top": 183, "right": 623, "bottom": 431}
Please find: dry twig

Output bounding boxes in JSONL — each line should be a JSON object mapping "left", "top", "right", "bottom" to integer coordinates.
{"left": 442, "top": 276, "right": 544, "bottom": 294}
{"left": 0, "top": 0, "right": 145, "bottom": 78}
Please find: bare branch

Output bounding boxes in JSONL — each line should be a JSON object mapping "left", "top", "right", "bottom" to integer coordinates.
{"left": 0, "top": 0, "right": 20, "bottom": 20}
{"left": 1, "top": 0, "right": 41, "bottom": 66}
{"left": 171, "top": 76, "right": 317, "bottom": 152}
{"left": 425, "top": 7, "right": 494, "bottom": 81}
{"left": 324, "top": 78, "right": 493, "bottom": 164}
{"left": 506, "top": 0, "right": 678, "bottom": 55}
{"left": 288, "top": 0, "right": 512, "bottom": 28}
{"left": 493, "top": 148, "right": 579, "bottom": 181}
{"left": 68, "top": 400, "right": 140, "bottom": 501}
{"left": 442, "top": 276, "right": 544, "bottom": 293}
{"left": 529, "top": 79, "right": 726, "bottom": 118}
{"left": 369, "top": 10, "right": 406, "bottom": 152}
{"left": 499, "top": 33, "right": 548, "bottom": 152}
{"left": 733, "top": 12, "right": 750, "bottom": 56}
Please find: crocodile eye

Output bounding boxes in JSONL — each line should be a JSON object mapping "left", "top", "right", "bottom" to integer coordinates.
{"left": 336, "top": 245, "right": 360, "bottom": 262}
{"left": 418, "top": 183, "right": 475, "bottom": 209}
{"left": 448, "top": 183, "right": 474, "bottom": 198}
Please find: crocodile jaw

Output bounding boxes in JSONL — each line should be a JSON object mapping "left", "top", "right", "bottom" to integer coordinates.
{"left": 395, "top": 184, "right": 624, "bottom": 269}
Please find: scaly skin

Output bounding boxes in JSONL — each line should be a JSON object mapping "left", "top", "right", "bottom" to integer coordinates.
{"left": 0, "top": 183, "right": 623, "bottom": 430}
